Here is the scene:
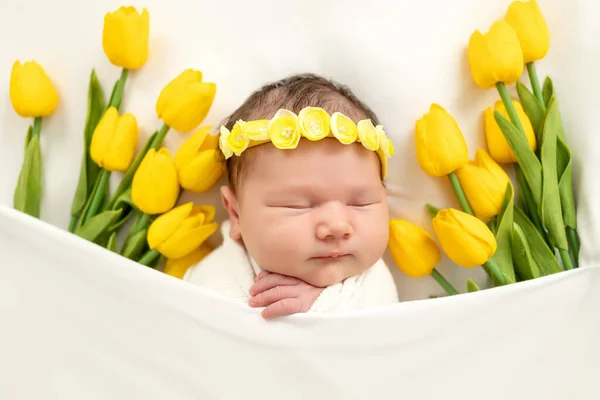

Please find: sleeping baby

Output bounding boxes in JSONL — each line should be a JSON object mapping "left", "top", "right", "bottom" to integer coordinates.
{"left": 184, "top": 73, "right": 399, "bottom": 319}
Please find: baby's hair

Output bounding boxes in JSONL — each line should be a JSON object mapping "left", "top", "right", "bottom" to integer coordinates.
{"left": 220, "top": 73, "right": 380, "bottom": 192}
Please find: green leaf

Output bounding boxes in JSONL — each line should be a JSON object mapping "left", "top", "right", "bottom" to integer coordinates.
{"left": 70, "top": 69, "right": 106, "bottom": 217}
{"left": 516, "top": 80, "right": 545, "bottom": 142}
{"left": 121, "top": 229, "right": 148, "bottom": 260}
{"left": 513, "top": 206, "right": 562, "bottom": 276}
{"left": 107, "top": 131, "right": 158, "bottom": 211}
{"left": 24, "top": 125, "right": 33, "bottom": 152}
{"left": 13, "top": 135, "right": 42, "bottom": 218}
{"left": 542, "top": 77, "right": 554, "bottom": 113}
{"left": 466, "top": 279, "right": 481, "bottom": 293}
{"left": 539, "top": 97, "right": 568, "bottom": 250}
{"left": 557, "top": 137, "right": 576, "bottom": 229}
{"left": 494, "top": 111, "right": 542, "bottom": 204}
{"left": 515, "top": 165, "right": 551, "bottom": 249}
{"left": 490, "top": 183, "right": 515, "bottom": 283}
{"left": 511, "top": 222, "right": 541, "bottom": 281}
{"left": 75, "top": 209, "right": 122, "bottom": 242}
{"left": 107, "top": 232, "right": 118, "bottom": 253}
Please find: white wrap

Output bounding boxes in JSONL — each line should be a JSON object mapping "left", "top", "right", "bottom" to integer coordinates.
{"left": 184, "top": 222, "right": 399, "bottom": 313}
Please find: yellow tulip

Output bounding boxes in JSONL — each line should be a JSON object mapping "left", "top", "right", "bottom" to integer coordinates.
{"left": 174, "top": 126, "right": 225, "bottom": 193}
{"left": 156, "top": 69, "right": 217, "bottom": 132}
{"left": 90, "top": 107, "right": 138, "bottom": 172}
{"left": 164, "top": 244, "right": 213, "bottom": 279}
{"left": 415, "top": 104, "right": 469, "bottom": 176}
{"left": 131, "top": 148, "right": 179, "bottom": 215}
{"left": 468, "top": 20, "right": 524, "bottom": 89}
{"left": 433, "top": 208, "right": 497, "bottom": 268}
{"left": 485, "top": 100, "right": 536, "bottom": 164}
{"left": 505, "top": 0, "right": 550, "bottom": 63}
{"left": 102, "top": 6, "right": 149, "bottom": 69}
{"left": 388, "top": 219, "right": 441, "bottom": 278}
{"left": 10, "top": 60, "right": 58, "bottom": 118}
{"left": 148, "top": 202, "right": 218, "bottom": 260}
{"left": 455, "top": 149, "right": 511, "bottom": 220}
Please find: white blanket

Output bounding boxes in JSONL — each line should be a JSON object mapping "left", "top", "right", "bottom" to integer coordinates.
{"left": 184, "top": 222, "right": 399, "bottom": 313}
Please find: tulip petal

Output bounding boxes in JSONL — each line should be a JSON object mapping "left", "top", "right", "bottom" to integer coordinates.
{"left": 178, "top": 150, "right": 224, "bottom": 193}
{"left": 158, "top": 222, "right": 218, "bottom": 259}
{"left": 388, "top": 219, "right": 440, "bottom": 278}
{"left": 147, "top": 202, "right": 194, "bottom": 249}
{"left": 433, "top": 209, "right": 496, "bottom": 268}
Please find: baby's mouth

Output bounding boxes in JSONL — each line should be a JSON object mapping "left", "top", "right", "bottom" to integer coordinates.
{"left": 311, "top": 252, "right": 350, "bottom": 260}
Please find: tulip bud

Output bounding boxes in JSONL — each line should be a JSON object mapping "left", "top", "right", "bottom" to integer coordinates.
{"left": 90, "top": 107, "right": 139, "bottom": 172}
{"left": 131, "top": 148, "right": 179, "bottom": 215}
{"left": 148, "top": 202, "right": 218, "bottom": 260}
{"left": 10, "top": 60, "right": 58, "bottom": 118}
{"left": 174, "top": 126, "right": 225, "bottom": 193}
{"left": 505, "top": 0, "right": 550, "bottom": 63}
{"left": 455, "top": 149, "right": 511, "bottom": 220}
{"left": 433, "top": 208, "right": 497, "bottom": 268}
{"left": 163, "top": 244, "right": 213, "bottom": 279}
{"left": 388, "top": 220, "right": 441, "bottom": 278}
{"left": 485, "top": 100, "right": 536, "bottom": 164}
{"left": 468, "top": 20, "right": 524, "bottom": 89}
{"left": 156, "top": 69, "right": 216, "bottom": 132}
{"left": 102, "top": 6, "right": 149, "bottom": 69}
{"left": 415, "top": 104, "right": 469, "bottom": 176}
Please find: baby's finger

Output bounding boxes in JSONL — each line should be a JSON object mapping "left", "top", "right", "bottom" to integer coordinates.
{"left": 249, "top": 285, "right": 299, "bottom": 307}
{"left": 262, "top": 298, "right": 304, "bottom": 320}
{"left": 249, "top": 273, "right": 300, "bottom": 296}
{"left": 255, "top": 270, "right": 270, "bottom": 281}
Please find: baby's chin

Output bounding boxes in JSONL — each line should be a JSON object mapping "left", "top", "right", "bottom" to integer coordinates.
{"left": 299, "top": 257, "right": 368, "bottom": 288}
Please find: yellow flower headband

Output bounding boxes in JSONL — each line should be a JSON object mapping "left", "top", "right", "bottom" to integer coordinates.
{"left": 218, "top": 106, "right": 395, "bottom": 178}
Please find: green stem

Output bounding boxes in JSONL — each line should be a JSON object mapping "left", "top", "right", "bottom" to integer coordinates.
{"left": 496, "top": 82, "right": 526, "bottom": 135}
{"left": 108, "top": 69, "right": 129, "bottom": 110}
{"left": 132, "top": 212, "right": 152, "bottom": 236}
{"left": 32, "top": 117, "right": 42, "bottom": 138}
{"left": 526, "top": 62, "right": 545, "bottom": 109}
{"left": 151, "top": 123, "right": 170, "bottom": 150}
{"left": 448, "top": 172, "right": 474, "bottom": 215}
{"left": 426, "top": 204, "right": 441, "bottom": 217}
{"left": 431, "top": 269, "right": 459, "bottom": 296}
{"left": 567, "top": 227, "right": 580, "bottom": 268}
{"left": 82, "top": 169, "right": 111, "bottom": 225}
{"left": 483, "top": 258, "right": 506, "bottom": 286}
{"left": 559, "top": 248, "right": 574, "bottom": 271}
{"left": 139, "top": 249, "right": 160, "bottom": 266}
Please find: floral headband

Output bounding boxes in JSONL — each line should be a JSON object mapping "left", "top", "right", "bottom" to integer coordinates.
{"left": 218, "top": 106, "right": 395, "bottom": 178}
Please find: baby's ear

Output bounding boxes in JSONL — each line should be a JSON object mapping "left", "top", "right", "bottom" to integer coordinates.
{"left": 220, "top": 186, "right": 242, "bottom": 240}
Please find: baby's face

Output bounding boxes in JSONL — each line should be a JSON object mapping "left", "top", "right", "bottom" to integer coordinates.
{"left": 223, "top": 138, "right": 389, "bottom": 288}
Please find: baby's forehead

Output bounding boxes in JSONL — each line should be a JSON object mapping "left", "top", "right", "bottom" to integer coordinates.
{"left": 244, "top": 138, "right": 383, "bottom": 186}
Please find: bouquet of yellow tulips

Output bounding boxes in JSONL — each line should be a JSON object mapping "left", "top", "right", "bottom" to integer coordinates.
{"left": 8, "top": 6, "right": 223, "bottom": 278}
{"left": 389, "top": 0, "right": 580, "bottom": 295}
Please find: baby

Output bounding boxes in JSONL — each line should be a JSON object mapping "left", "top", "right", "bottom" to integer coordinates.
{"left": 184, "top": 73, "right": 399, "bottom": 318}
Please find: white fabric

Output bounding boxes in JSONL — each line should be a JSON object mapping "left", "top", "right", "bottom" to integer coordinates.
{"left": 1, "top": 206, "right": 599, "bottom": 399}
{"left": 184, "top": 221, "right": 399, "bottom": 312}
{"left": 1, "top": 0, "right": 600, "bottom": 398}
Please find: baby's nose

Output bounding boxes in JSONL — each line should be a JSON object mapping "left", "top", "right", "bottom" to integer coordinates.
{"left": 316, "top": 220, "right": 353, "bottom": 241}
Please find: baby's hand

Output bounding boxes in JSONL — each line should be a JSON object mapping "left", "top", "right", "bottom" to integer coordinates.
{"left": 249, "top": 271, "right": 324, "bottom": 320}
